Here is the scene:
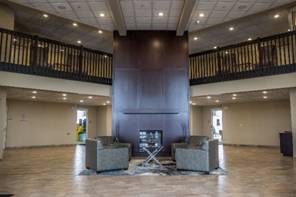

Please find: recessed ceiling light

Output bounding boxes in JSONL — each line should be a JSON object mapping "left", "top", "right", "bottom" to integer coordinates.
{"left": 232, "top": 93, "right": 237, "bottom": 97}
{"left": 88, "top": 96, "right": 93, "bottom": 99}
{"left": 189, "top": 100, "right": 193, "bottom": 104}
{"left": 192, "top": 103, "right": 197, "bottom": 106}
{"left": 62, "top": 93, "right": 67, "bottom": 97}
{"left": 215, "top": 99, "right": 220, "bottom": 103}
{"left": 106, "top": 101, "right": 111, "bottom": 104}
{"left": 13, "top": 38, "right": 17, "bottom": 42}
{"left": 103, "top": 103, "right": 106, "bottom": 106}
{"left": 193, "top": 37, "right": 198, "bottom": 41}
{"left": 43, "top": 14, "right": 48, "bottom": 18}
{"left": 232, "top": 97, "right": 237, "bottom": 100}
{"left": 213, "top": 46, "right": 217, "bottom": 49}
{"left": 248, "top": 37, "right": 252, "bottom": 41}
{"left": 225, "top": 51, "right": 229, "bottom": 54}
{"left": 288, "top": 29, "right": 291, "bottom": 32}
{"left": 263, "top": 96, "right": 268, "bottom": 99}
{"left": 98, "top": 30, "right": 103, "bottom": 34}
{"left": 32, "top": 91, "right": 38, "bottom": 94}
{"left": 62, "top": 97, "right": 67, "bottom": 100}
{"left": 199, "top": 13, "right": 205, "bottom": 17}
{"left": 206, "top": 96, "right": 212, "bottom": 99}
{"left": 229, "top": 26, "right": 234, "bottom": 31}
{"left": 196, "top": 20, "right": 200, "bottom": 24}
{"left": 100, "top": 13, "right": 105, "bottom": 17}
{"left": 104, "top": 55, "right": 108, "bottom": 58}
{"left": 31, "top": 96, "right": 36, "bottom": 99}
{"left": 72, "top": 22, "right": 78, "bottom": 27}
{"left": 158, "top": 12, "right": 164, "bottom": 17}
{"left": 274, "top": 14, "right": 280, "bottom": 19}
{"left": 80, "top": 100, "right": 84, "bottom": 103}
{"left": 77, "top": 40, "right": 82, "bottom": 44}
{"left": 262, "top": 91, "right": 268, "bottom": 94}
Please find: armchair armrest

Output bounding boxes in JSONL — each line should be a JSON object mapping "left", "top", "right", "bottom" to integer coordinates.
{"left": 171, "top": 143, "right": 187, "bottom": 160}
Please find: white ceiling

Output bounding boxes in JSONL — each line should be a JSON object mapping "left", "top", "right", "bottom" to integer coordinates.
{"left": 6, "top": 0, "right": 296, "bottom": 54}
{"left": 5, "top": 87, "right": 112, "bottom": 106}
{"left": 188, "top": 0, "right": 295, "bottom": 31}
{"left": 191, "top": 88, "right": 290, "bottom": 106}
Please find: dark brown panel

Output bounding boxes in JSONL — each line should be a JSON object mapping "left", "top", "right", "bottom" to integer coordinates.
{"left": 112, "top": 31, "right": 189, "bottom": 156}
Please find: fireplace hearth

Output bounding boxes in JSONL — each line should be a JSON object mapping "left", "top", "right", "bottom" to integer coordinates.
{"left": 139, "top": 130, "right": 163, "bottom": 153}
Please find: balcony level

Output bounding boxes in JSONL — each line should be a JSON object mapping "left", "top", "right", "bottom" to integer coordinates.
{"left": 0, "top": 27, "right": 112, "bottom": 85}
{"left": 1, "top": 27, "right": 296, "bottom": 86}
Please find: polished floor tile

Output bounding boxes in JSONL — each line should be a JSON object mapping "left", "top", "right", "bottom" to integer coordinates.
{"left": 0, "top": 145, "right": 295, "bottom": 197}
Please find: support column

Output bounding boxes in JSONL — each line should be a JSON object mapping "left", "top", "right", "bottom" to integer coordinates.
{"left": 0, "top": 88, "right": 7, "bottom": 159}
{"left": 288, "top": 6, "right": 296, "bottom": 31}
{"left": 290, "top": 89, "right": 296, "bottom": 158}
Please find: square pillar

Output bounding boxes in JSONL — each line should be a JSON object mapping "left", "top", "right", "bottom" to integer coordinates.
{"left": 0, "top": 88, "right": 7, "bottom": 159}
{"left": 290, "top": 89, "right": 296, "bottom": 158}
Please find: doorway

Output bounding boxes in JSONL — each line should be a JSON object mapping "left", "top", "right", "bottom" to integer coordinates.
{"left": 211, "top": 109, "right": 223, "bottom": 143}
{"left": 76, "top": 109, "right": 88, "bottom": 143}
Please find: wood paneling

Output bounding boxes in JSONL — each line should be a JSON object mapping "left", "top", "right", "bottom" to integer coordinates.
{"left": 112, "top": 31, "right": 189, "bottom": 156}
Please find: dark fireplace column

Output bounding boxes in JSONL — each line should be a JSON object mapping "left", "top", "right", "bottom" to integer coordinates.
{"left": 112, "top": 31, "right": 190, "bottom": 156}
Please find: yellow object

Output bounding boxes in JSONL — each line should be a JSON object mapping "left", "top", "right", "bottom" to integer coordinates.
{"left": 76, "top": 124, "right": 84, "bottom": 141}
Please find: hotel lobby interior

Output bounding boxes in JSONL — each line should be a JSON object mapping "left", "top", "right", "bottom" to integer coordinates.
{"left": 0, "top": 0, "right": 296, "bottom": 196}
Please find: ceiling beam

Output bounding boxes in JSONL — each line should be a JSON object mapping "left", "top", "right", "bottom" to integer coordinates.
{"left": 176, "top": 0, "right": 197, "bottom": 36}
{"left": 106, "top": 0, "right": 127, "bottom": 36}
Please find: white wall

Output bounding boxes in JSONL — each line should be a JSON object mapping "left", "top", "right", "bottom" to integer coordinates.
{"left": 191, "top": 100, "right": 291, "bottom": 146}
{"left": 0, "top": 89, "right": 7, "bottom": 159}
{"left": 290, "top": 90, "right": 296, "bottom": 157}
{"left": 5, "top": 100, "right": 98, "bottom": 148}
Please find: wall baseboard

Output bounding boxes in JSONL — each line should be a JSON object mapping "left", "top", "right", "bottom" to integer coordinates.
{"left": 5, "top": 144, "right": 78, "bottom": 149}
{"left": 223, "top": 143, "right": 279, "bottom": 148}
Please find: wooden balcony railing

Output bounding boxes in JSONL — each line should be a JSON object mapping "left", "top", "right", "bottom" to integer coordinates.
{"left": 189, "top": 30, "right": 296, "bottom": 85}
{"left": 0, "top": 27, "right": 112, "bottom": 85}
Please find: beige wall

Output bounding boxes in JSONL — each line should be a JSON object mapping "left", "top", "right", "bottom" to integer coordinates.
{"left": 191, "top": 100, "right": 291, "bottom": 146}
{"left": 0, "top": 89, "right": 7, "bottom": 159}
{"left": 290, "top": 89, "right": 296, "bottom": 157}
{"left": 96, "top": 105, "right": 112, "bottom": 136}
{"left": 0, "top": 4, "right": 14, "bottom": 30}
{"left": 5, "top": 100, "right": 99, "bottom": 148}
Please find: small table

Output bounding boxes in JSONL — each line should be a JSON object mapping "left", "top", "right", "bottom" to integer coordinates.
{"left": 141, "top": 146, "right": 165, "bottom": 168}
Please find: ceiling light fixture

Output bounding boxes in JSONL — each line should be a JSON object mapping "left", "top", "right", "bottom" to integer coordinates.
{"left": 43, "top": 14, "right": 48, "bottom": 18}
{"left": 80, "top": 100, "right": 84, "bottom": 103}
{"left": 72, "top": 22, "right": 78, "bottom": 27}
{"left": 232, "top": 97, "right": 237, "bottom": 100}
{"left": 192, "top": 103, "right": 197, "bottom": 106}
{"left": 288, "top": 29, "right": 291, "bottom": 32}
{"left": 248, "top": 37, "right": 252, "bottom": 41}
{"left": 31, "top": 96, "right": 36, "bottom": 99}
{"left": 103, "top": 103, "right": 106, "bottom": 106}
{"left": 263, "top": 96, "right": 268, "bottom": 99}
{"left": 229, "top": 26, "right": 234, "bottom": 31}
{"left": 100, "top": 13, "right": 105, "bottom": 17}
{"left": 199, "top": 13, "right": 204, "bottom": 17}
{"left": 32, "top": 91, "right": 38, "bottom": 94}
{"left": 158, "top": 12, "right": 164, "bottom": 17}
{"left": 13, "top": 38, "right": 17, "bottom": 42}
{"left": 189, "top": 100, "right": 193, "bottom": 104}
{"left": 213, "top": 46, "right": 217, "bottom": 49}
{"left": 62, "top": 93, "right": 67, "bottom": 97}
{"left": 196, "top": 20, "right": 200, "bottom": 24}
{"left": 193, "top": 37, "right": 198, "bottom": 41}
{"left": 106, "top": 101, "right": 111, "bottom": 104}
{"left": 215, "top": 99, "right": 220, "bottom": 103}
{"left": 232, "top": 93, "right": 237, "bottom": 97}
{"left": 98, "top": 30, "right": 103, "bottom": 34}
{"left": 88, "top": 96, "right": 93, "bottom": 99}
{"left": 206, "top": 96, "right": 212, "bottom": 99}
{"left": 274, "top": 14, "right": 280, "bottom": 19}
{"left": 62, "top": 97, "right": 67, "bottom": 100}
{"left": 104, "top": 55, "right": 108, "bottom": 58}
{"left": 77, "top": 40, "right": 82, "bottom": 44}
{"left": 262, "top": 91, "right": 268, "bottom": 94}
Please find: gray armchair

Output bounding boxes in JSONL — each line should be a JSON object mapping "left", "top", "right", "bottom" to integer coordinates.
{"left": 85, "top": 139, "right": 129, "bottom": 172}
{"left": 95, "top": 136, "right": 132, "bottom": 160}
{"left": 175, "top": 139, "right": 219, "bottom": 172}
{"left": 171, "top": 136, "right": 209, "bottom": 160}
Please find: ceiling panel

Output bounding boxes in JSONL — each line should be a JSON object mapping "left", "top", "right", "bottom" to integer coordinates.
{"left": 188, "top": 0, "right": 296, "bottom": 32}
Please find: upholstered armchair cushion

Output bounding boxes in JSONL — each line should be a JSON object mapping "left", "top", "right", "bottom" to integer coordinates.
{"left": 175, "top": 139, "right": 219, "bottom": 172}
{"left": 171, "top": 136, "right": 209, "bottom": 160}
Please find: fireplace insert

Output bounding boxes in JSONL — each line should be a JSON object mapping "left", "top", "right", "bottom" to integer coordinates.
{"left": 139, "top": 130, "right": 163, "bottom": 153}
